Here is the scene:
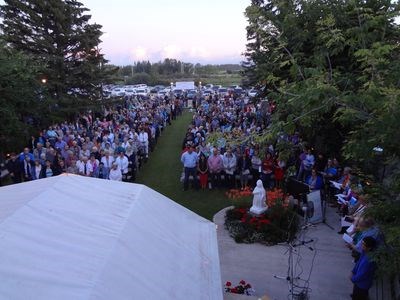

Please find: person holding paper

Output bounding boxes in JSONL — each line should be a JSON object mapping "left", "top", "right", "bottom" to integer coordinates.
{"left": 338, "top": 194, "right": 368, "bottom": 234}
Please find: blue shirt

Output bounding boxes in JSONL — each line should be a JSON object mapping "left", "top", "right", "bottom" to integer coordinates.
{"left": 352, "top": 252, "right": 376, "bottom": 290}
{"left": 181, "top": 151, "right": 198, "bottom": 168}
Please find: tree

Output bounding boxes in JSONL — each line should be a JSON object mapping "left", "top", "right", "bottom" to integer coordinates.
{"left": 243, "top": 0, "right": 400, "bottom": 276}
{"left": 0, "top": 0, "right": 111, "bottom": 120}
{"left": 0, "top": 38, "right": 46, "bottom": 152}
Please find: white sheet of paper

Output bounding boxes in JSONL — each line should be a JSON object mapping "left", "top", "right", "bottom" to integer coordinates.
{"left": 330, "top": 181, "right": 342, "bottom": 189}
{"left": 347, "top": 224, "right": 354, "bottom": 233}
{"left": 343, "top": 233, "right": 353, "bottom": 244}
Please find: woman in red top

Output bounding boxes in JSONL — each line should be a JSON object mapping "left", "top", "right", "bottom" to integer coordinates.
{"left": 274, "top": 154, "right": 286, "bottom": 189}
{"left": 261, "top": 152, "right": 274, "bottom": 189}
{"left": 197, "top": 152, "right": 209, "bottom": 189}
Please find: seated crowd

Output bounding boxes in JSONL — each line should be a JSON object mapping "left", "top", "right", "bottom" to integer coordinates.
{"left": 5, "top": 95, "right": 183, "bottom": 183}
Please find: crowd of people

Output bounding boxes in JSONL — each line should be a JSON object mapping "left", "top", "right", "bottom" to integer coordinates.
{"left": 3, "top": 95, "right": 184, "bottom": 185}
{"left": 179, "top": 92, "right": 381, "bottom": 300}
{"left": 1, "top": 85, "right": 382, "bottom": 299}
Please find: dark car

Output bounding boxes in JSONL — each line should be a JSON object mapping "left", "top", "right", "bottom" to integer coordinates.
{"left": 173, "top": 89, "right": 184, "bottom": 98}
{"left": 186, "top": 90, "right": 198, "bottom": 99}
{"left": 233, "top": 87, "right": 244, "bottom": 98}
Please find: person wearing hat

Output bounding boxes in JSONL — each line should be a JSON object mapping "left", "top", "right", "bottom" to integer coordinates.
{"left": 350, "top": 236, "right": 377, "bottom": 300}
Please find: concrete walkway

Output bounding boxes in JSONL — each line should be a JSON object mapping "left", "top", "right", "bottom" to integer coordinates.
{"left": 214, "top": 205, "right": 354, "bottom": 300}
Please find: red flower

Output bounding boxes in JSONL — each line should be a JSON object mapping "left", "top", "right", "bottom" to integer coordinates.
{"left": 259, "top": 219, "right": 271, "bottom": 224}
{"left": 230, "top": 287, "right": 238, "bottom": 293}
{"left": 225, "top": 281, "right": 232, "bottom": 287}
{"left": 239, "top": 280, "right": 246, "bottom": 285}
{"left": 245, "top": 283, "right": 252, "bottom": 288}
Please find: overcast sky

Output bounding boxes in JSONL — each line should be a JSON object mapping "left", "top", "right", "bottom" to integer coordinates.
{"left": 0, "top": 0, "right": 249, "bottom": 65}
{"left": 81, "top": 0, "right": 249, "bottom": 66}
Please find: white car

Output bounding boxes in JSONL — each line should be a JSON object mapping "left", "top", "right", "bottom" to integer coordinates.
{"left": 218, "top": 87, "right": 229, "bottom": 97}
{"left": 136, "top": 88, "right": 149, "bottom": 97}
{"left": 110, "top": 88, "right": 125, "bottom": 97}
{"left": 157, "top": 90, "right": 168, "bottom": 98}
{"left": 124, "top": 88, "right": 137, "bottom": 97}
{"left": 203, "top": 89, "right": 213, "bottom": 97}
{"left": 248, "top": 89, "right": 258, "bottom": 98}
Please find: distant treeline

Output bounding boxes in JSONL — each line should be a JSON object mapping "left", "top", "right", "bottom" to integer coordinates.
{"left": 107, "top": 59, "right": 242, "bottom": 85}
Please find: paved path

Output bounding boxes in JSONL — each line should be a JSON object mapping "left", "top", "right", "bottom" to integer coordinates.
{"left": 214, "top": 205, "right": 354, "bottom": 300}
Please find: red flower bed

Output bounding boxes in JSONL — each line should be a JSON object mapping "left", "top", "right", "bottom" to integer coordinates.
{"left": 224, "top": 188, "right": 299, "bottom": 245}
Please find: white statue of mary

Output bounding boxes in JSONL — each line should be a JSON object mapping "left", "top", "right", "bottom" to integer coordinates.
{"left": 250, "top": 179, "right": 268, "bottom": 215}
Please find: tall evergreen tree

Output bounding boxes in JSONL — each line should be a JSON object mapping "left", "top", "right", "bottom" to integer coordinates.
{"left": 0, "top": 0, "right": 110, "bottom": 119}
{"left": 0, "top": 37, "right": 46, "bottom": 152}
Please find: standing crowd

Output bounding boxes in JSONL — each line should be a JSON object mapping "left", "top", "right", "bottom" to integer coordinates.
{"left": 4, "top": 95, "right": 183, "bottom": 184}
{"left": 1, "top": 85, "right": 383, "bottom": 299}
{"left": 180, "top": 92, "right": 381, "bottom": 300}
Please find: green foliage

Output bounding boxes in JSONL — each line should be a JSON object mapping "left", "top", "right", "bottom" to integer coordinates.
{"left": 243, "top": 0, "right": 400, "bottom": 275}
{"left": 112, "top": 59, "right": 243, "bottom": 85}
{"left": 0, "top": 0, "right": 112, "bottom": 122}
{"left": 0, "top": 38, "right": 46, "bottom": 152}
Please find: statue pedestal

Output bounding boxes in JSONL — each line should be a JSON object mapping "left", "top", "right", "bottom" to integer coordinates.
{"left": 249, "top": 206, "right": 268, "bottom": 216}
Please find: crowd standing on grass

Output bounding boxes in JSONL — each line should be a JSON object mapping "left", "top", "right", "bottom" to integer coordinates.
{"left": 0, "top": 81, "right": 382, "bottom": 299}
{"left": 2, "top": 94, "right": 184, "bottom": 185}
{"left": 179, "top": 89, "right": 381, "bottom": 300}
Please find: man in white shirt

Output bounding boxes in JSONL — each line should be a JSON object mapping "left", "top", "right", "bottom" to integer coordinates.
{"left": 121, "top": 136, "right": 131, "bottom": 150}
{"left": 223, "top": 149, "right": 237, "bottom": 188}
{"left": 115, "top": 151, "right": 129, "bottom": 181}
{"left": 77, "top": 156, "right": 93, "bottom": 177}
{"left": 181, "top": 145, "right": 199, "bottom": 191}
{"left": 108, "top": 163, "right": 122, "bottom": 181}
{"left": 138, "top": 127, "right": 149, "bottom": 158}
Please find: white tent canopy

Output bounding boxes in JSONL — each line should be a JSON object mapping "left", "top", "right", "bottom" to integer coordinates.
{"left": 0, "top": 175, "right": 222, "bottom": 300}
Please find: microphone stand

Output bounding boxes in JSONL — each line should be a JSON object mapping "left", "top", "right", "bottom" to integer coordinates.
{"left": 273, "top": 214, "right": 314, "bottom": 300}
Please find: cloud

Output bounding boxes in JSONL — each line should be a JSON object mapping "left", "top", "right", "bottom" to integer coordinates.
{"left": 188, "top": 46, "right": 210, "bottom": 59}
{"left": 132, "top": 46, "right": 148, "bottom": 61}
{"left": 161, "top": 45, "right": 182, "bottom": 60}
{"left": 103, "top": 44, "right": 244, "bottom": 65}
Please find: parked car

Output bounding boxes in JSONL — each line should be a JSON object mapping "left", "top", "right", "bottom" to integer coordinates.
{"left": 135, "top": 88, "right": 149, "bottom": 97}
{"left": 248, "top": 89, "right": 259, "bottom": 98}
{"left": 150, "top": 85, "right": 165, "bottom": 94}
{"left": 212, "top": 85, "right": 222, "bottom": 92}
{"left": 186, "top": 90, "right": 198, "bottom": 99}
{"left": 173, "top": 89, "right": 184, "bottom": 98}
{"left": 233, "top": 87, "right": 244, "bottom": 98}
{"left": 111, "top": 88, "right": 125, "bottom": 97}
{"left": 218, "top": 87, "right": 229, "bottom": 97}
{"left": 124, "top": 88, "right": 137, "bottom": 97}
{"left": 157, "top": 90, "right": 168, "bottom": 98}
{"left": 203, "top": 89, "right": 213, "bottom": 97}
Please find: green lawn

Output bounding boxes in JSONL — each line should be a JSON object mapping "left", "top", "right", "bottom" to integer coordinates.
{"left": 135, "top": 111, "right": 233, "bottom": 221}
